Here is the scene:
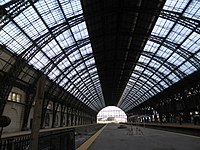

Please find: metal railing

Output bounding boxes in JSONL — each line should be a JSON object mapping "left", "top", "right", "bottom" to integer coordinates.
{"left": 0, "top": 128, "right": 75, "bottom": 150}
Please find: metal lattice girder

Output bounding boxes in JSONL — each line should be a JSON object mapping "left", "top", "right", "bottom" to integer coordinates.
{"left": 20, "top": 14, "right": 85, "bottom": 61}
{"left": 120, "top": 79, "right": 157, "bottom": 108}
{"left": 149, "top": 35, "right": 200, "bottom": 70}
{"left": 0, "top": 0, "right": 39, "bottom": 30}
{"left": 133, "top": 70, "right": 165, "bottom": 90}
{"left": 160, "top": 9, "right": 200, "bottom": 34}
{"left": 136, "top": 62, "right": 173, "bottom": 85}
{"left": 141, "top": 51, "right": 187, "bottom": 79}
{"left": 42, "top": 37, "right": 90, "bottom": 73}
{"left": 47, "top": 53, "right": 103, "bottom": 109}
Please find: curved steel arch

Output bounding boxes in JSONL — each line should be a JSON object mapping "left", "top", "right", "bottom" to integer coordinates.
{"left": 136, "top": 62, "right": 173, "bottom": 86}
{"left": 149, "top": 35, "right": 200, "bottom": 70}
{"left": 132, "top": 70, "right": 165, "bottom": 91}
{"left": 141, "top": 51, "right": 186, "bottom": 79}
{"left": 42, "top": 37, "right": 90, "bottom": 74}
{"left": 118, "top": 76, "right": 158, "bottom": 108}
{"left": 160, "top": 9, "right": 200, "bottom": 34}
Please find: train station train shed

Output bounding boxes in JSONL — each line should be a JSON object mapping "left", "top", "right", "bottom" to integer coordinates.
{"left": 0, "top": 0, "right": 200, "bottom": 149}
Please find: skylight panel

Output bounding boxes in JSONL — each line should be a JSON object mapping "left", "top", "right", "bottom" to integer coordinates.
{"left": 157, "top": 46, "right": 173, "bottom": 58}
{"left": 138, "top": 55, "right": 150, "bottom": 64}
{"left": 197, "top": 51, "right": 200, "bottom": 59}
{"left": 35, "top": 0, "right": 63, "bottom": 28}
{"left": 184, "top": 0, "right": 200, "bottom": 20}
{"left": 89, "top": 67, "right": 97, "bottom": 74}
{"left": 60, "top": 0, "right": 82, "bottom": 18}
{"left": 158, "top": 65, "right": 170, "bottom": 74}
{"left": 56, "top": 30, "right": 72, "bottom": 48}
{"left": 167, "top": 24, "right": 191, "bottom": 44}
{"left": 163, "top": 0, "right": 189, "bottom": 12}
{"left": 134, "top": 65, "right": 144, "bottom": 72}
{"left": 160, "top": 81, "right": 168, "bottom": 89}
{"left": 152, "top": 74, "right": 161, "bottom": 82}
{"left": 14, "top": 6, "right": 48, "bottom": 40}
{"left": 0, "top": 0, "right": 10, "bottom": 5}
{"left": 71, "top": 22, "right": 89, "bottom": 41}
{"left": 60, "top": 56, "right": 71, "bottom": 67}
{"left": 1, "top": 28, "right": 31, "bottom": 54}
{"left": 182, "top": 32, "right": 200, "bottom": 53}
{"left": 149, "top": 59, "right": 161, "bottom": 69}
{"left": 167, "top": 72, "right": 179, "bottom": 82}
{"left": 60, "top": 30, "right": 76, "bottom": 46}
{"left": 29, "top": 51, "right": 49, "bottom": 68}
{"left": 168, "top": 53, "right": 185, "bottom": 66}
{"left": 152, "top": 18, "right": 174, "bottom": 37}
{"left": 71, "top": 0, "right": 83, "bottom": 14}
{"left": 153, "top": 86, "right": 161, "bottom": 93}
{"left": 76, "top": 63, "right": 85, "bottom": 72}
{"left": 181, "top": 61, "right": 197, "bottom": 75}
{"left": 80, "top": 44, "right": 93, "bottom": 56}
{"left": 74, "top": 77, "right": 81, "bottom": 85}
{"left": 144, "top": 41, "right": 160, "bottom": 53}
{"left": 85, "top": 57, "right": 95, "bottom": 66}
{"left": 42, "top": 40, "right": 62, "bottom": 58}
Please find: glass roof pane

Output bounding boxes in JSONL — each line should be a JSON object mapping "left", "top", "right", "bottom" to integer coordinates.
{"left": 180, "top": 61, "right": 197, "bottom": 75}
{"left": 167, "top": 24, "right": 191, "bottom": 44}
{"left": 157, "top": 46, "right": 173, "bottom": 58}
{"left": 168, "top": 53, "right": 184, "bottom": 66}
{"left": 71, "top": 22, "right": 88, "bottom": 41}
{"left": 60, "top": 0, "right": 82, "bottom": 18}
{"left": 56, "top": 30, "right": 74, "bottom": 48}
{"left": 80, "top": 44, "right": 93, "bottom": 56}
{"left": 30, "top": 51, "right": 50, "bottom": 68}
{"left": 1, "top": 22, "right": 32, "bottom": 54}
{"left": 138, "top": 55, "right": 150, "bottom": 64}
{"left": 182, "top": 32, "right": 200, "bottom": 53}
{"left": 184, "top": 0, "right": 200, "bottom": 20}
{"left": 148, "top": 59, "right": 161, "bottom": 69}
{"left": 35, "top": 0, "right": 64, "bottom": 28}
{"left": 14, "top": 6, "right": 48, "bottom": 40}
{"left": 163, "top": 0, "right": 189, "bottom": 12}
{"left": 42, "top": 40, "right": 62, "bottom": 58}
{"left": 152, "top": 18, "right": 174, "bottom": 37}
{"left": 144, "top": 41, "right": 160, "bottom": 53}
{"left": 0, "top": 0, "right": 11, "bottom": 5}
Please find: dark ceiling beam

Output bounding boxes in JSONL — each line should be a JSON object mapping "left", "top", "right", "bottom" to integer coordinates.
{"left": 81, "top": 0, "right": 166, "bottom": 106}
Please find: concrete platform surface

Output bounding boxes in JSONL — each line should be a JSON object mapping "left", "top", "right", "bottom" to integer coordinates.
{"left": 89, "top": 124, "right": 200, "bottom": 150}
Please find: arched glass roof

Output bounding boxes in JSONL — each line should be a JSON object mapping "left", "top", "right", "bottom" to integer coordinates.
{"left": 118, "top": 0, "right": 200, "bottom": 112}
{"left": 0, "top": 0, "right": 105, "bottom": 111}
{"left": 0, "top": 0, "right": 200, "bottom": 113}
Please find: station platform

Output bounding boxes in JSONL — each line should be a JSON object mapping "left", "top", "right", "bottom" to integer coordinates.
{"left": 77, "top": 123, "right": 200, "bottom": 150}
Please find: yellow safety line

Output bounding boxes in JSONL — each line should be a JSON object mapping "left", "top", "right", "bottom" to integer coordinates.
{"left": 76, "top": 124, "right": 107, "bottom": 150}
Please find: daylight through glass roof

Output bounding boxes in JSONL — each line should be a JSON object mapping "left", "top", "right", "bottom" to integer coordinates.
{"left": 118, "top": 0, "right": 200, "bottom": 112}
{"left": 0, "top": 0, "right": 105, "bottom": 111}
{"left": 1, "top": 0, "right": 200, "bottom": 113}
